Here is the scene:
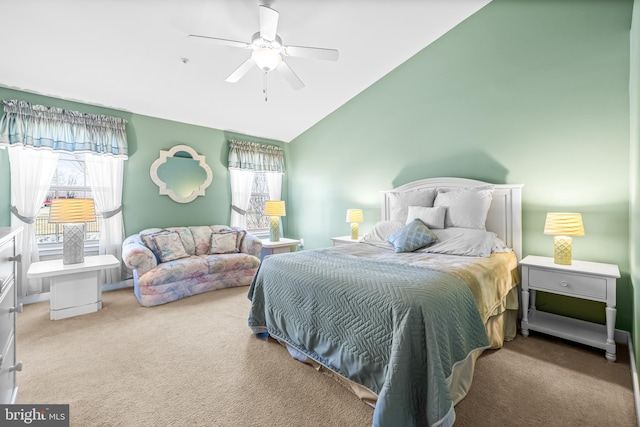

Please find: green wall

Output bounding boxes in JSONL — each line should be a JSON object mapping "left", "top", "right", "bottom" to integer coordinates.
{"left": 288, "top": 0, "right": 634, "bottom": 331}
{"left": 0, "top": 87, "right": 286, "bottom": 237}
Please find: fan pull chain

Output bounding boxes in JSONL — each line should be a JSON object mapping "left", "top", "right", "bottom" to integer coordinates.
{"left": 263, "top": 71, "right": 268, "bottom": 102}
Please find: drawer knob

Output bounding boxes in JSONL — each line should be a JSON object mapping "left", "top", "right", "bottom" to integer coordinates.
{"left": 8, "top": 254, "right": 21, "bottom": 263}
{"left": 9, "top": 303, "right": 23, "bottom": 314}
{"left": 9, "top": 362, "right": 22, "bottom": 372}
{"left": 560, "top": 280, "right": 568, "bottom": 287}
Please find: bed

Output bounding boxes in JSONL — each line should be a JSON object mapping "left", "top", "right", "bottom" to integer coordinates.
{"left": 248, "top": 177, "right": 523, "bottom": 427}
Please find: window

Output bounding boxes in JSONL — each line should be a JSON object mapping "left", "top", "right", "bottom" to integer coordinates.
{"left": 245, "top": 173, "right": 270, "bottom": 234}
{"left": 35, "top": 153, "right": 101, "bottom": 246}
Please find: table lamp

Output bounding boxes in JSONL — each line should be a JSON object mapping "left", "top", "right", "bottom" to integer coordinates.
{"left": 49, "top": 198, "right": 96, "bottom": 265}
{"left": 264, "top": 200, "right": 286, "bottom": 242}
{"left": 346, "top": 209, "right": 364, "bottom": 240}
{"left": 543, "top": 212, "right": 585, "bottom": 265}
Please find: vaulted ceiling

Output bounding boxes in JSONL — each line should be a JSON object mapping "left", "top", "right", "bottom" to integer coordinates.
{"left": 0, "top": 0, "right": 491, "bottom": 142}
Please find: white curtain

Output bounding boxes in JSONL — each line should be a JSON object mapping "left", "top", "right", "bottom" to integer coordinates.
{"left": 229, "top": 169, "right": 255, "bottom": 229}
{"left": 85, "top": 153, "right": 124, "bottom": 284}
{"left": 8, "top": 146, "right": 58, "bottom": 297}
{"left": 228, "top": 140, "right": 284, "bottom": 229}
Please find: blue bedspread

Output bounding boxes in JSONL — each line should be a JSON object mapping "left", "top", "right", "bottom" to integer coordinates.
{"left": 248, "top": 248, "right": 490, "bottom": 427}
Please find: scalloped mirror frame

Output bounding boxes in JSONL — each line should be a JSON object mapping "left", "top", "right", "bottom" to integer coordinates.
{"left": 150, "top": 144, "right": 213, "bottom": 203}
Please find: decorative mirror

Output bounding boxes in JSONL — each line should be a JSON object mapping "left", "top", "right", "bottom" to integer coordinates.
{"left": 150, "top": 144, "right": 213, "bottom": 203}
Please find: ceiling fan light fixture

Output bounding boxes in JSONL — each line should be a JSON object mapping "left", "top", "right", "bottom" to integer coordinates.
{"left": 252, "top": 47, "right": 282, "bottom": 72}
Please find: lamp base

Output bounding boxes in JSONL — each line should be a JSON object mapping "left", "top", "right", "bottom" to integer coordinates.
{"left": 350, "top": 223, "right": 359, "bottom": 240}
{"left": 269, "top": 216, "right": 281, "bottom": 242}
{"left": 553, "top": 236, "right": 572, "bottom": 265}
{"left": 63, "top": 223, "right": 85, "bottom": 265}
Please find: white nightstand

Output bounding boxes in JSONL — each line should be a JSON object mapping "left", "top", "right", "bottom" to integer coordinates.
{"left": 331, "top": 236, "right": 361, "bottom": 246}
{"left": 260, "top": 238, "right": 301, "bottom": 258}
{"left": 520, "top": 255, "right": 620, "bottom": 361}
{"left": 27, "top": 254, "right": 120, "bottom": 320}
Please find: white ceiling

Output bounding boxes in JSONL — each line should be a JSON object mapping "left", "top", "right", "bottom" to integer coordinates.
{"left": 0, "top": 0, "right": 491, "bottom": 143}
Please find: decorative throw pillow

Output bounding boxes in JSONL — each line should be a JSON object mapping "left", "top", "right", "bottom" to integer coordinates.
{"left": 433, "top": 187, "right": 494, "bottom": 230}
{"left": 386, "top": 218, "right": 438, "bottom": 253}
{"left": 166, "top": 227, "right": 196, "bottom": 256}
{"left": 189, "top": 226, "right": 214, "bottom": 255}
{"left": 152, "top": 231, "right": 189, "bottom": 262}
{"left": 139, "top": 228, "right": 168, "bottom": 261}
{"left": 405, "top": 205, "right": 446, "bottom": 229}
{"left": 210, "top": 231, "right": 239, "bottom": 254}
{"left": 387, "top": 188, "right": 437, "bottom": 223}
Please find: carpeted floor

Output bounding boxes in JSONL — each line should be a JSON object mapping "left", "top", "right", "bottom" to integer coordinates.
{"left": 16, "top": 286, "right": 637, "bottom": 426}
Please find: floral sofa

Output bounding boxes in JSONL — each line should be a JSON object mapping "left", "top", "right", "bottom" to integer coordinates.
{"left": 122, "top": 225, "right": 262, "bottom": 307}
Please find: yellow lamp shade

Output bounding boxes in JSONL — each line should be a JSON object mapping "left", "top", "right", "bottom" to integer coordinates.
{"left": 49, "top": 198, "right": 96, "bottom": 223}
{"left": 264, "top": 200, "right": 286, "bottom": 217}
{"left": 346, "top": 209, "right": 364, "bottom": 223}
{"left": 543, "top": 213, "right": 585, "bottom": 237}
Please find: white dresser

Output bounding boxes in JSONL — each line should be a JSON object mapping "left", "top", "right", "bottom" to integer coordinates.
{"left": 0, "top": 227, "right": 23, "bottom": 404}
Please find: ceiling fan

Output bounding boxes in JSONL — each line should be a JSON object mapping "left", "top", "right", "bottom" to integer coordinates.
{"left": 188, "top": 4, "right": 339, "bottom": 99}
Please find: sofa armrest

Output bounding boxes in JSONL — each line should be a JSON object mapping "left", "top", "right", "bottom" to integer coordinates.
{"left": 241, "top": 232, "right": 262, "bottom": 257}
{"left": 122, "top": 234, "right": 158, "bottom": 277}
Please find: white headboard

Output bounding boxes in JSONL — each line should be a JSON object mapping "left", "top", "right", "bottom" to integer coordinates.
{"left": 381, "top": 177, "right": 524, "bottom": 260}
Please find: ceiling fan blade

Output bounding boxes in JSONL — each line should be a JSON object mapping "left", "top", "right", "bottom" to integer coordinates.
{"left": 283, "top": 45, "right": 339, "bottom": 61}
{"left": 188, "top": 34, "right": 251, "bottom": 49}
{"left": 225, "top": 57, "right": 256, "bottom": 83}
{"left": 259, "top": 5, "right": 279, "bottom": 41}
{"left": 277, "top": 61, "right": 304, "bottom": 90}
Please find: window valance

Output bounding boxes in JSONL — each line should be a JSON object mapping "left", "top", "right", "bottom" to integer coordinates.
{"left": 228, "top": 139, "right": 284, "bottom": 172}
{"left": 0, "top": 100, "right": 128, "bottom": 158}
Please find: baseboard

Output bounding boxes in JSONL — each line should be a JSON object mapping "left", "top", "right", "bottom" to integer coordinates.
{"left": 102, "top": 278, "right": 133, "bottom": 292}
{"left": 625, "top": 331, "right": 640, "bottom": 427}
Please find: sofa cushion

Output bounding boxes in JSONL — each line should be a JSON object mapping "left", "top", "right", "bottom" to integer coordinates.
{"left": 152, "top": 231, "right": 189, "bottom": 262}
{"left": 201, "top": 253, "right": 261, "bottom": 274}
{"left": 141, "top": 256, "right": 209, "bottom": 287}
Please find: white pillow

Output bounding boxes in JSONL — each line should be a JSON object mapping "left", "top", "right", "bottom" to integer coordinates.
{"left": 387, "top": 188, "right": 437, "bottom": 222}
{"left": 492, "top": 237, "right": 513, "bottom": 253}
{"left": 361, "top": 220, "right": 403, "bottom": 248}
{"left": 419, "top": 228, "right": 496, "bottom": 257}
{"left": 406, "top": 205, "right": 446, "bottom": 229}
{"left": 433, "top": 187, "right": 494, "bottom": 230}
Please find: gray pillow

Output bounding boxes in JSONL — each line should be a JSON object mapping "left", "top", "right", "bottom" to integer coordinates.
{"left": 420, "top": 228, "right": 496, "bottom": 257}
{"left": 387, "top": 188, "right": 437, "bottom": 222}
{"left": 406, "top": 205, "right": 446, "bottom": 229}
{"left": 386, "top": 218, "right": 438, "bottom": 253}
{"left": 433, "top": 187, "right": 493, "bottom": 230}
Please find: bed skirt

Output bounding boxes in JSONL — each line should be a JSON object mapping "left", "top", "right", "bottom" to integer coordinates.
{"left": 277, "top": 301, "right": 518, "bottom": 410}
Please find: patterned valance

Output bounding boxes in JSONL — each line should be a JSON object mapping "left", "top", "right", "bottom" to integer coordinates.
{"left": 0, "top": 99, "right": 128, "bottom": 157}
{"left": 228, "top": 139, "right": 284, "bottom": 172}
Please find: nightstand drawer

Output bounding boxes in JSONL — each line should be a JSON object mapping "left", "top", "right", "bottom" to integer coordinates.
{"left": 528, "top": 268, "right": 606, "bottom": 301}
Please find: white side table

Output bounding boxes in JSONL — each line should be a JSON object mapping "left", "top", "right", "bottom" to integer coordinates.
{"left": 331, "top": 236, "right": 362, "bottom": 246}
{"left": 260, "top": 238, "right": 301, "bottom": 258}
{"left": 27, "top": 254, "right": 120, "bottom": 320}
{"left": 520, "top": 255, "right": 620, "bottom": 361}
